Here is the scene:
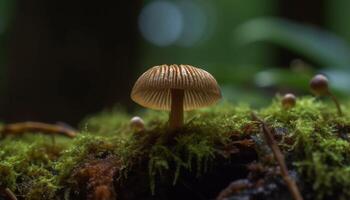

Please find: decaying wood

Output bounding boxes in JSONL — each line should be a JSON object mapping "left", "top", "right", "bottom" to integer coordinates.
{"left": 0, "top": 121, "right": 77, "bottom": 138}
{"left": 69, "top": 156, "right": 121, "bottom": 200}
{"left": 251, "top": 112, "right": 303, "bottom": 200}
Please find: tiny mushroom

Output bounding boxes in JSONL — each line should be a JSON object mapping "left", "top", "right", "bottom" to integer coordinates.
{"left": 309, "top": 74, "right": 342, "bottom": 116}
{"left": 131, "top": 64, "right": 221, "bottom": 130}
{"left": 282, "top": 93, "right": 296, "bottom": 109}
{"left": 130, "top": 116, "right": 145, "bottom": 132}
{"left": 310, "top": 74, "right": 329, "bottom": 96}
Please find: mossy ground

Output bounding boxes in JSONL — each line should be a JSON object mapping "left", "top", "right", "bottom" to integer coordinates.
{"left": 1, "top": 96, "right": 350, "bottom": 199}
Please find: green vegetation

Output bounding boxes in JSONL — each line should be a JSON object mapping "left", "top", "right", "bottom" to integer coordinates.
{"left": 0, "top": 97, "right": 350, "bottom": 199}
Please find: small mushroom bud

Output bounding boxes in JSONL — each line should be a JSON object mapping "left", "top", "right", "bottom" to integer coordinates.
{"left": 130, "top": 116, "right": 145, "bottom": 132}
{"left": 309, "top": 74, "right": 342, "bottom": 116}
{"left": 282, "top": 93, "right": 296, "bottom": 109}
{"left": 310, "top": 74, "right": 329, "bottom": 96}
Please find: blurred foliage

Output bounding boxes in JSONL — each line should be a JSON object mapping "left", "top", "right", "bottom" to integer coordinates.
{"left": 326, "top": 0, "right": 350, "bottom": 45}
{"left": 234, "top": 18, "right": 350, "bottom": 67}
{"left": 233, "top": 17, "right": 350, "bottom": 98}
{"left": 139, "top": 0, "right": 350, "bottom": 107}
{"left": 140, "top": 0, "right": 277, "bottom": 69}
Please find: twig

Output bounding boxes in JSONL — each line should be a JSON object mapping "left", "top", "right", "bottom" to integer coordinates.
{"left": 0, "top": 122, "right": 77, "bottom": 138}
{"left": 0, "top": 188, "right": 17, "bottom": 200}
{"left": 5, "top": 188, "right": 17, "bottom": 200}
{"left": 251, "top": 112, "right": 303, "bottom": 200}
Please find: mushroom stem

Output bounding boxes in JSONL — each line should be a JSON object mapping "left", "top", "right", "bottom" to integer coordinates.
{"left": 169, "top": 89, "right": 184, "bottom": 130}
{"left": 328, "top": 92, "right": 342, "bottom": 116}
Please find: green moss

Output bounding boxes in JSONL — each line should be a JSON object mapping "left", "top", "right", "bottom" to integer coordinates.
{"left": 55, "top": 134, "right": 115, "bottom": 182}
{"left": 1, "top": 97, "right": 350, "bottom": 199}
{"left": 0, "top": 161, "right": 16, "bottom": 190}
{"left": 0, "top": 136, "right": 66, "bottom": 199}
{"left": 80, "top": 108, "right": 131, "bottom": 135}
{"left": 260, "top": 96, "right": 350, "bottom": 199}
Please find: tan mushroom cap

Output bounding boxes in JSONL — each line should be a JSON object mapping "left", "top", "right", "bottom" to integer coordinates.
{"left": 131, "top": 64, "right": 222, "bottom": 111}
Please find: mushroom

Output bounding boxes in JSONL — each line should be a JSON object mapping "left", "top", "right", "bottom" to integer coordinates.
{"left": 131, "top": 64, "right": 221, "bottom": 130}
{"left": 310, "top": 74, "right": 329, "bottom": 96}
{"left": 309, "top": 74, "right": 342, "bottom": 116}
{"left": 282, "top": 93, "right": 296, "bottom": 109}
{"left": 130, "top": 116, "right": 145, "bottom": 132}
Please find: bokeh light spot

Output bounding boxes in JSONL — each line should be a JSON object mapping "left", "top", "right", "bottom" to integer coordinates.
{"left": 138, "top": 1, "right": 183, "bottom": 47}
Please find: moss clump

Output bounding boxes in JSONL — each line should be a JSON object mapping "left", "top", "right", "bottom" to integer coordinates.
{"left": 0, "top": 161, "right": 16, "bottom": 190}
{"left": 0, "top": 136, "right": 65, "bottom": 199}
{"left": 0, "top": 97, "right": 350, "bottom": 199}
{"left": 260, "top": 96, "right": 350, "bottom": 200}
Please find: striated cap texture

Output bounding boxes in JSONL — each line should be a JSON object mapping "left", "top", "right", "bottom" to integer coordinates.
{"left": 131, "top": 64, "right": 221, "bottom": 111}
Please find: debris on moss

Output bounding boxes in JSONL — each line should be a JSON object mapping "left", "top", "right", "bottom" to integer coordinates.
{"left": 0, "top": 96, "right": 350, "bottom": 199}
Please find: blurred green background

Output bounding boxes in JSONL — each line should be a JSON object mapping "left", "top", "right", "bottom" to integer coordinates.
{"left": 138, "top": 0, "right": 350, "bottom": 106}
{"left": 0, "top": 0, "right": 350, "bottom": 123}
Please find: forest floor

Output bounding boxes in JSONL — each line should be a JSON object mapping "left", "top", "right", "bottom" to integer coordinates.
{"left": 1, "top": 96, "right": 350, "bottom": 200}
